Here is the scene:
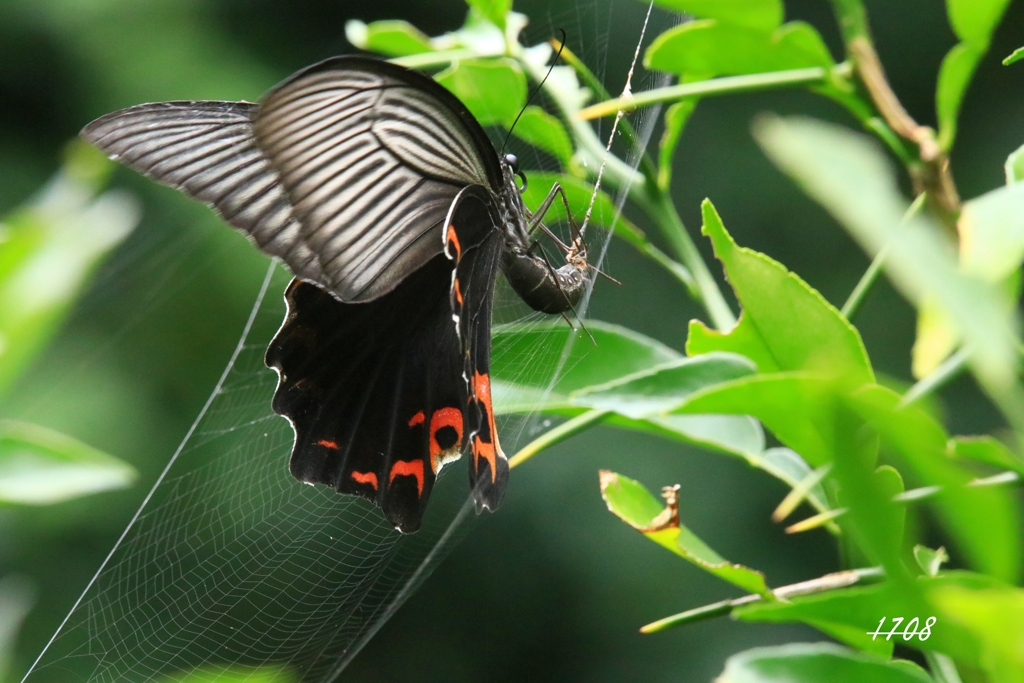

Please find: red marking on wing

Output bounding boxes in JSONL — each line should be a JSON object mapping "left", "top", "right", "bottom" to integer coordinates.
{"left": 471, "top": 372, "right": 500, "bottom": 482}
{"left": 317, "top": 440, "right": 339, "bottom": 450}
{"left": 388, "top": 459, "right": 425, "bottom": 496}
{"left": 447, "top": 223, "right": 462, "bottom": 261}
{"left": 453, "top": 278, "right": 463, "bottom": 307}
{"left": 350, "top": 471, "right": 378, "bottom": 490}
{"left": 429, "top": 407, "right": 464, "bottom": 472}
{"left": 408, "top": 411, "right": 426, "bottom": 427}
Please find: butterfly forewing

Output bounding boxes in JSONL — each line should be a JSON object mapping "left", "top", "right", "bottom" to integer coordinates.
{"left": 252, "top": 58, "right": 500, "bottom": 303}
{"left": 80, "top": 101, "right": 325, "bottom": 283}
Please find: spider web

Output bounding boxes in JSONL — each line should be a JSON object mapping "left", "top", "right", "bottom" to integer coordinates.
{"left": 20, "top": 4, "right": 668, "bottom": 681}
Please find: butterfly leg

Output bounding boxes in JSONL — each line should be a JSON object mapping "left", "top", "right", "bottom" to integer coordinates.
{"left": 525, "top": 182, "right": 588, "bottom": 256}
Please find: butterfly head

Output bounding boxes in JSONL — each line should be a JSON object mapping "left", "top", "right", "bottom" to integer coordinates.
{"left": 501, "top": 153, "right": 527, "bottom": 194}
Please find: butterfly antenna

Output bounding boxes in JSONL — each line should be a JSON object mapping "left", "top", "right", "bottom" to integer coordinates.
{"left": 501, "top": 28, "right": 568, "bottom": 154}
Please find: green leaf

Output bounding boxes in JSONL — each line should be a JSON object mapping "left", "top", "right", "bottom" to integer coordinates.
{"left": 672, "top": 376, "right": 941, "bottom": 577}
{"left": 847, "top": 384, "right": 1021, "bottom": 583}
{"left": 949, "top": 435, "right": 1024, "bottom": 475}
{"left": 570, "top": 353, "right": 756, "bottom": 418}
{"left": 343, "top": 20, "right": 434, "bottom": 57}
{"left": 435, "top": 58, "right": 525, "bottom": 127}
{"left": 0, "top": 420, "right": 136, "bottom": 504}
{"left": 937, "top": 0, "right": 1011, "bottom": 150}
{"left": 645, "top": 20, "right": 833, "bottom": 79}
{"left": 648, "top": 0, "right": 783, "bottom": 32}
{"left": 600, "top": 471, "right": 772, "bottom": 597}
{"left": 958, "top": 182, "right": 1024, "bottom": 282}
{"left": 658, "top": 99, "right": 698, "bottom": 191}
{"left": 155, "top": 665, "right": 296, "bottom": 683}
{"left": 609, "top": 413, "right": 766, "bottom": 464}
{"left": 0, "top": 576, "right": 34, "bottom": 683}
{"left": 914, "top": 545, "right": 949, "bottom": 577}
{"left": 911, "top": 296, "right": 958, "bottom": 379}
{"left": 0, "top": 142, "right": 139, "bottom": 396}
{"left": 857, "top": 465, "right": 906, "bottom": 571}
{"left": 1005, "top": 47, "right": 1024, "bottom": 66}
{"left": 688, "top": 313, "right": 778, "bottom": 373}
{"left": 930, "top": 583, "right": 1024, "bottom": 683}
{"left": 936, "top": 42, "right": 986, "bottom": 151}
{"left": 718, "top": 643, "right": 933, "bottom": 683}
{"left": 1006, "top": 143, "right": 1024, "bottom": 183}
{"left": 464, "top": 0, "right": 511, "bottom": 31}
{"left": 946, "top": 0, "right": 1011, "bottom": 44}
{"left": 753, "top": 115, "right": 1021, "bottom": 406}
{"left": 509, "top": 106, "right": 574, "bottom": 167}
{"left": 759, "top": 447, "right": 832, "bottom": 516}
{"left": 492, "top": 322, "right": 766, "bottom": 464}
{"left": 672, "top": 372, "right": 838, "bottom": 466}
{"left": 736, "top": 581, "right": 921, "bottom": 656}
{"left": 492, "top": 320, "right": 681, "bottom": 412}
{"left": 738, "top": 571, "right": 1021, "bottom": 671}
{"left": 520, "top": 172, "right": 615, "bottom": 228}
{"left": 599, "top": 470, "right": 666, "bottom": 528}
{"left": 694, "top": 200, "right": 874, "bottom": 384}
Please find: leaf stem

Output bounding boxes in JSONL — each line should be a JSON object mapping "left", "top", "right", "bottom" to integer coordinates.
{"left": 551, "top": 39, "right": 659, "bottom": 188}
{"left": 642, "top": 191, "right": 736, "bottom": 331}
{"left": 578, "top": 67, "right": 836, "bottom": 121}
{"left": 785, "top": 465, "right": 1022, "bottom": 532}
{"left": 508, "top": 409, "right": 610, "bottom": 470}
{"left": 640, "top": 566, "right": 884, "bottom": 633}
{"left": 517, "top": 52, "right": 736, "bottom": 331}
{"left": 840, "top": 248, "right": 887, "bottom": 321}
{"left": 899, "top": 347, "right": 970, "bottom": 408}
{"left": 392, "top": 48, "right": 488, "bottom": 69}
{"left": 841, "top": 193, "right": 926, "bottom": 320}
{"left": 826, "top": 0, "right": 872, "bottom": 46}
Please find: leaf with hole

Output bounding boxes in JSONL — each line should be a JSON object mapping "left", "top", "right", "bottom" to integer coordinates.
{"left": 600, "top": 470, "right": 772, "bottom": 597}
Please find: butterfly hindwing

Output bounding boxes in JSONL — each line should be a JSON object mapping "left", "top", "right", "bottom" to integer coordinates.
{"left": 266, "top": 189, "right": 503, "bottom": 532}
{"left": 446, "top": 193, "right": 509, "bottom": 513}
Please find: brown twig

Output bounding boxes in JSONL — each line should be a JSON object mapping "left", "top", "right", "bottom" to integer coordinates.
{"left": 848, "top": 37, "right": 961, "bottom": 230}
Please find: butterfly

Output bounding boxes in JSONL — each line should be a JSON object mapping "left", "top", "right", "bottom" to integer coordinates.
{"left": 81, "top": 56, "right": 589, "bottom": 533}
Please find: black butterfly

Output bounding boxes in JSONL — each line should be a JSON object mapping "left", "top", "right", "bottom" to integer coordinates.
{"left": 81, "top": 56, "right": 589, "bottom": 532}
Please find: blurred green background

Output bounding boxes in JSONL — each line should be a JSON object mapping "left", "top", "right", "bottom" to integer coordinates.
{"left": 0, "top": 0, "right": 1021, "bottom": 681}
